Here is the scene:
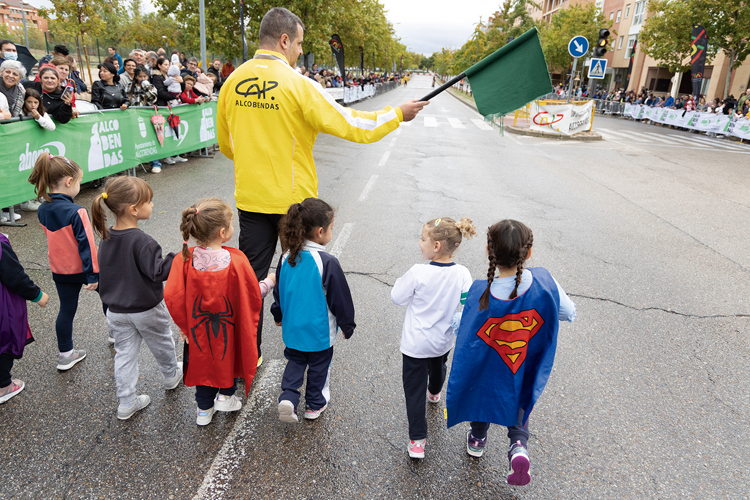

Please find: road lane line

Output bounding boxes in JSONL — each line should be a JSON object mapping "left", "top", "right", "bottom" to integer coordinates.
{"left": 628, "top": 130, "right": 675, "bottom": 144}
{"left": 448, "top": 118, "right": 465, "bottom": 129}
{"left": 395, "top": 127, "right": 402, "bottom": 135}
{"left": 425, "top": 116, "right": 438, "bottom": 127}
{"left": 330, "top": 223, "right": 354, "bottom": 259}
{"left": 471, "top": 119, "right": 493, "bottom": 131}
{"left": 193, "top": 359, "right": 284, "bottom": 500}
{"left": 358, "top": 175, "right": 379, "bottom": 201}
{"left": 378, "top": 151, "right": 390, "bottom": 166}
{"left": 389, "top": 137, "right": 398, "bottom": 147}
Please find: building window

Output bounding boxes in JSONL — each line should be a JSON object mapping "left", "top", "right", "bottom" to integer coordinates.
{"left": 632, "top": 0, "right": 646, "bottom": 26}
{"left": 618, "top": 36, "right": 624, "bottom": 49}
{"left": 625, "top": 35, "right": 637, "bottom": 59}
{"left": 616, "top": 10, "right": 621, "bottom": 23}
{"left": 609, "top": 12, "right": 614, "bottom": 20}
{"left": 625, "top": 4, "right": 631, "bottom": 17}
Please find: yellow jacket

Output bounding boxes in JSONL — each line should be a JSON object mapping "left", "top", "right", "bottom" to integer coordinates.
{"left": 218, "top": 50, "right": 403, "bottom": 214}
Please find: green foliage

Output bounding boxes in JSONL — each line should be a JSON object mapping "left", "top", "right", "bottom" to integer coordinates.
{"left": 538, "top": 3, "right": 614, "bottom": 73}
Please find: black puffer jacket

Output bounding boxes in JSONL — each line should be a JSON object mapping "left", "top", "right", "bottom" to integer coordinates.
{"left": 91, "top": 81, "right": 130, "bottom": 110}
{"left": 150, "top": 73, "right": 177, "bottom": 106}
{"left": 22, "top": 81, "right": 72, "bottom": 124}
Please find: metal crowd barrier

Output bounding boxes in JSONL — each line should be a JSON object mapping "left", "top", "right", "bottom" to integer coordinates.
{"left": 592, "top": 99, "right": 624, "bottom": 116}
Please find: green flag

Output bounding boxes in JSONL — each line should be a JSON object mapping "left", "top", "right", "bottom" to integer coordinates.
{"left": 465, "top": 27, "right": 552, "bottom": 117}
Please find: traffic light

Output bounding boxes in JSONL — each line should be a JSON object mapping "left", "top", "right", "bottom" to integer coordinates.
{"left": 594, "top": 29, "right": 610, "bottom": 57}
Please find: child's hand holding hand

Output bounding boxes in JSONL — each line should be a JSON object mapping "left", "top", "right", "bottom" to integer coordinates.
{"left": 275, "top": 321, "right": 281, "bottom": 326}
{"left": 267, "top": 272, "right": 276, "bottom": 285}
{"left": 37, "top": 292, "right": 49, "bottom": 308}
{"left": 83, "top": 282, "right": 98, "bottom": 291}
{"left": 180, "top": 331, "right": 188, "bottom": 344}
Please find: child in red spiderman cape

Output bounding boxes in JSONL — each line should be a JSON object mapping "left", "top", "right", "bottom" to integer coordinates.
{"left": 165, "top": 198, "right": 275, "bottom": 426}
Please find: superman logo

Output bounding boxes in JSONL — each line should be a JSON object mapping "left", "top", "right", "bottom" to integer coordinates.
{"left": 476, "top": 310, "right": 544, "bottom": 374}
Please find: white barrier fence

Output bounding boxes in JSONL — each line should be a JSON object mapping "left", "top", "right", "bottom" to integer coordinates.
{"left": 529, "top": 100, "right": 595, "bottom": 135}
{"left": 618, "top": 104, "right": 750, "bottom": 140}
{"left": 324, "top": 82, "right": 397, "bottom": 104}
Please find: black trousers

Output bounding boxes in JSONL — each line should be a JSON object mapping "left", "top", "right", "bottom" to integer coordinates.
{"left": 470, "top": 408, "right": 530, "bottom": 448}
{"left": 195, "top": 378, "right": 238, "bottom": 410}
{"left": 402, "top": 352, "right": 449, "bottom": 441}
{"left": 238, "top": 210, "right": 283, "bottom": 358}
{"left": 279, "top": 347, "right": 333, "bottom": 410}
{"left": 0, "top": 352, "right": 15, "bottom": 388}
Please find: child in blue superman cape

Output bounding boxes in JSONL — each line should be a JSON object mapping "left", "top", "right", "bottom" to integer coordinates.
{"left": 446, "top": 219, "right": 576, "bottom": 486}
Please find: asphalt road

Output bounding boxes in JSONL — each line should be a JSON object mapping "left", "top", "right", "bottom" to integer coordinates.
{"left": 2, "top": 74, "right": 749, "bottom": 499}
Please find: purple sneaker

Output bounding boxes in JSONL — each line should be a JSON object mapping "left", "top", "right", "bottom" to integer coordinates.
{"left": 507, "top": 440, "right": 531, "bottom": 486}
{"left": 466, "top": 431, "right": 487, "bottom": 457}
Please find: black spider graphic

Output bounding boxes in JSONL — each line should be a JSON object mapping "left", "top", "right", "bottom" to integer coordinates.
{"left": 191, "top": 295, "right": 235, "bottom": 360}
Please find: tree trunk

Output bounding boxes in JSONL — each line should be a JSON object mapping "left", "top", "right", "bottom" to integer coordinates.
{"left": 724, "top": 48, "right": 735, "bottom": 100}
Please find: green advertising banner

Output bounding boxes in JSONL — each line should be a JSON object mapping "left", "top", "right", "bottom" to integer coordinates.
{"left": 1, "top": 102, "right": 218, "bottom": 209}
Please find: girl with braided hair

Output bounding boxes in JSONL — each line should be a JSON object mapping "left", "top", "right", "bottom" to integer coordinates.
{"left": 164, "top": 198, "right": 273, "bottom": 426}
{"left": 391, "top": 217, "right": 477, "bottom": 459}
{"left": 446, "top": 219, "right": 576, "bottom": 486}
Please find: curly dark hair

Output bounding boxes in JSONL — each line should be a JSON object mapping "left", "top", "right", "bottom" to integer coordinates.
{"left": 279, "top": 198, "right": 334, "bottom": 267}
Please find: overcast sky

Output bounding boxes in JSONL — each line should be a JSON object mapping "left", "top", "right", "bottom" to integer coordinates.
{"left": 32, "top": 0, "right": 501, "bottom": 56}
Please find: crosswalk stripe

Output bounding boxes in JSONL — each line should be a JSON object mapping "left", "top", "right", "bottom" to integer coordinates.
{"left": 598, "top": 128, "right": 650, "bottom": 141}
{"left": 678, "top": 135, "right": 744, "bottom": 150}
{"left": 425, "top": 116, "right": 438, "bottom": 127}
{"left": 448, "top": 118, "right": 466, "bottom": 129}
{"left": 627, "top": 131, "right": 674, "bottom": 144}
{"left": 471, "top": 119, "right": 494, "bottom": 131}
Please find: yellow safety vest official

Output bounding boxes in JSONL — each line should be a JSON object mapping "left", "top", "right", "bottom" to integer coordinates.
{"left": 218, "top": 49, "right": 404, "bottom": 214}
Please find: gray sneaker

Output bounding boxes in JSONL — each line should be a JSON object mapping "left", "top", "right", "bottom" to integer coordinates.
{"left": 117, "top": 395, "right": 151, "bottom": 420}
{"left": 163, "top": 364, "right": 183, "bottom": 390}
{"left": 57, "top": 350, "right": 87, "bottom": 371}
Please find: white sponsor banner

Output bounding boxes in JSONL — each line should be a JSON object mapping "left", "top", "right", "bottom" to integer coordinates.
{"left": 728, "top": 118, "right": 750, "bottom": 140}
{"left": 621, "top": 104, "right": 742, "bottom": 137}
{"left": 530, "top": 100, "right": 594, "bottom": 135}
{"left": 327, "top": 84, "right": 378, "bottom": 103}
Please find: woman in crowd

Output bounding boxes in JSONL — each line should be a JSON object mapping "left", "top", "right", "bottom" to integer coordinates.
{"left": 193, "top": 67, "right": 213, "bottom": 97}
{"left": 151, "top": 57, "right": 181, "bottom": 106}
{"left": 91, "top": 61, "right": 129, "bottom": 110}
{"left": 22, "top": 66, "right": 73, "bottom": 123}
{"left": 119, "top": 58, "right": 137, "bottom": 89}
{"left": 207, "top": 59, "right": 223, "bottom": 92}
{"left": 179, "top": 52, "right": 188, "bottom": 69}
{"left": 221, "top": 59, "right": 235, "bottom": 79}
{"left": 67, "top": 56, "right": 87, "bottom": 94}
{"left": 50, "top": 57, "right": 79, "bottom": 118}
{"left": 103, "top": 56, "right": 121, "bottom": 74}
{"left": 0, "top": 59, "right": 26, "bottom": 117}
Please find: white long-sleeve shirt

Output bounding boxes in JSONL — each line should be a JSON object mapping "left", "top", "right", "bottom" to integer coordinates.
{"left": 391, "top": 261, "right": 472, "bottom": 358}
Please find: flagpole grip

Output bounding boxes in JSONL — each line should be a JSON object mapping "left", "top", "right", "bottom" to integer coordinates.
{"left": 418, "top": 72, "right": 466, "bottom": 102}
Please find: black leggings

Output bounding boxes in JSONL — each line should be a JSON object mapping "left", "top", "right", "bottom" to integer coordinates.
{"left": 54, "top": 282, "right": 107, "bottom": 352}
{"left": 0, "top": 352, "right": 15, "bottom": 388}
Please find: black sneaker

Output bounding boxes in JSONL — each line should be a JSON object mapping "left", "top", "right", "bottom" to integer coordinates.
{"left": 466, "top": 431, "right": 487, "bottom": 457}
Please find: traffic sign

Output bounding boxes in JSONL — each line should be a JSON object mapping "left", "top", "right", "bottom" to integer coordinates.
{"left": 568, "top": 36, "right": 589, "bottom": 58}
{"left": 588, "top": 58, "right": 607, "bottom": 79}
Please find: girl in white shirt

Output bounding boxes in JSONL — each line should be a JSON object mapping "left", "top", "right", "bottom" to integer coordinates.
{"left": 391, "top": 217, "right": 476, "bottom": 459}
{"left": 22, "top": 89, "right": 55, "bottom": 131}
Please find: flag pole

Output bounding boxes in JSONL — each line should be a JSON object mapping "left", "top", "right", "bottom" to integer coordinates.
{"left": 418, "top": 72, "right": 465, "bottom": 102}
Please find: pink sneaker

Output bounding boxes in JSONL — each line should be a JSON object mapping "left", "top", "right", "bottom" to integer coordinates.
{"left": 507, "top": 441, "right": 531, "bottom": 486}
{"left": 427, "top": 390, "right": 440, "bottom": 403}
{"left": 408, "top": 439, "right": 425, "bottom": 459}
{"left": 0, "top": 379, "right": 24, "bottom": 404}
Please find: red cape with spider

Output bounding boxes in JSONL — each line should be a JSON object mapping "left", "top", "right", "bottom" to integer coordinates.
{"left": 165, "top": 247, "right": 262, "bottom": 395}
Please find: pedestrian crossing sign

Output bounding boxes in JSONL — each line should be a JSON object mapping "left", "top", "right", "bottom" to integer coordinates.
{"left": 588, "top": 58, "right": 607, "bottom": 79}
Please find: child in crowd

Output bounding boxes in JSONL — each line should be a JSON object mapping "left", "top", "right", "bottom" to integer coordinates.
{"left": 272, "top": 198, "right": 355, "bottom": 423}
{"left": 22, "top": 89, "right": 55, "bottom": 131}
{"left": 166, "top": 61, "right": 183, "bottom": 96}
{"left": 391, "top": 217, "right": 476, "bottom": 459}
{"left": 91, "top": 177, "right": 181, "bottom": 421}
{"left": 179, "top": 76, "right": 207, "bottom": 104}
{"left": 128, "top": 67, "right": 158, "bottom": 107}
{"left": 165, "top": 198, "right": 272, "bottom": 426}
{"left": 446, "top": 220, "right": 576, "bottom": 486}
{"left": 28, "top": 154, "right": 102, "bottom": 371}
{"left": 0, "top": 233, "right": 50, "bottom": 403}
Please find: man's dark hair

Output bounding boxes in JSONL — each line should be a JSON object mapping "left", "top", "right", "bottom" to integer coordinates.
{"left": 108, "top": 46, "right": 117, "bottom": 52}
{"left": 54, "top": 44, "right": 69, "bottom": 56}
{"left": 259, "top": 7, "right": 304, "bottom": 47}
{"left": 1, "top": 39, "right": 14, "bottom": 51}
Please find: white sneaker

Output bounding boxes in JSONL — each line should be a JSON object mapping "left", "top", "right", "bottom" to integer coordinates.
{"left": 162, "top": 157, "right": 176, "bottom": 165}
{"left": 197, "top": 406, "right": 216, "bottom": 426}
{"left": 2, "top": 211, "right": 21, "bottom": 221}
{"left": 20, "top": 200, "right": 41, "bottom": 211}
{"left": 151, "top": 166, "right": 162, "bottom": 173}
{"left": 278, "top": 400, "right": 298, "bottom": 423}
{"left": 173, "top": 156, "right": 188, "bottom": 163}
{"left": 215, "top": 394, "right": 242, "bottom": 412}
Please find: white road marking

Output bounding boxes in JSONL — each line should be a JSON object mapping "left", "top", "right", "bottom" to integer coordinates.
{"left": 395, "top": 127, "right": 402, "bottom": 135}
{"left": 448, "top": 118, "right": 465, "bottom": 129}
{"left": 358, "top": 175, "right": 379, "bottom": 201}
{"left": 330, "top": 223, "right": 354, "bottom": 259}
{"left": 378, "top": 151, "right": 390, "bottom": 167}
{"left": 389, "top": 137, "right": 398, "bottom": 147}
{"left": 425, "top": 116, "right": 438, "bottom": 127}
{"left": 471, "top": 119, "right": 493, "bottom": 131}
{"left": 401, "top": 121, "right": 412, "bottom": 126}
{"left": 193, "top": 360, "right": 284, "bottom": 500}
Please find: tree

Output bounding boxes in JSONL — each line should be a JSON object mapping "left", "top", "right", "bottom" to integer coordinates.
{"left": 538, "top": 3, "right": 614, "bottom": 73}
{"left": 640, "top": 0, "right": 750, "bottom": 98}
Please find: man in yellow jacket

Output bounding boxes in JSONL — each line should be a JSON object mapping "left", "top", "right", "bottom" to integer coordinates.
{"left": 218, "top": 7, "right": 428, "bottom": 363}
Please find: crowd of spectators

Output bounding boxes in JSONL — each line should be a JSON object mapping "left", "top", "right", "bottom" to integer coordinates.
{"left": 295, "top": 62, "right": 402, "bottom": 89}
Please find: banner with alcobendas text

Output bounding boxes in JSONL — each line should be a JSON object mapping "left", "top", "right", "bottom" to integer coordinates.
{"left": 1, "top": 103, "right": 218, "bottom": 209}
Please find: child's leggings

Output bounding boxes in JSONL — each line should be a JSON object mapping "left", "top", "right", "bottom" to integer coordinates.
{"left": 107, "top": 301, "right": 179, "bottom": 406}
{"left": 0, "top": 353, "right": 15, "bottom": 387}
{"left": 402, "top": 351, "right": 450, "bottom": 441}
{"left": 471, "top": 408, "right": 530, "bottom": 448}
{"left": 196, "top": 379, "right": 238, "bottom": 410}
{"left": 55, "top": 281, "right": 108, "bottom": 352}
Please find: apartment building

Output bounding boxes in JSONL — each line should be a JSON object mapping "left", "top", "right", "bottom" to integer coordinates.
{"left": 0, "top": 0, "right": 48, "bottom": 35}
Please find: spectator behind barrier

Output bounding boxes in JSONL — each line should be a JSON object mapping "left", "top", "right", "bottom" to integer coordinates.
{"left": 0, "top": 39, "right": 17, "bottom": 66}
{"left": 91, "top": 61, "right": 129, "bottom": 110}
{"left": 22, "top": 88, "right": 55, "bottom": 131}
{"left": 179, "top": 75, "right": 206, "bottom": 104}
{"left": 22, "top": 66, "right": 73, "bottom": 123}
{"left": 128, "top": 66, "right": 157, "bottom": 107}
{"left": 207, "top": 58, "right": 224, "bottom": 92}
{"left": 39, "top": 44, "right": 69, "bottom": 67}
{"left": 151, "top": 57, "right": 180, "bottom": 106}
{"left": 108, "top": 46, "right": 124, "bottom": 74}
{"left": 120, "top": 58, "right": 137, "bottom": 89}
{"left": 67, "top": 56, "right": 87, "bottom": 94}
{"left": 103, "top": 56, "right": 121, "bottom": 74}
{"left": 51, "top": 56, "right": 79, "bottom": 118}
{"left": 192, "top": 67, "right": 213, "bottom": 97}
{"left": 221, "top": 59, "right": 235, "bottom": 79}
{"left": 0, "top": 59, "right": 26, "bottom": 117}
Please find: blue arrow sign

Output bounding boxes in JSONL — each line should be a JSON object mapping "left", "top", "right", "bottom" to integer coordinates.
{"left": 568, "top": 36, "right": 589, "bottom": 58}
